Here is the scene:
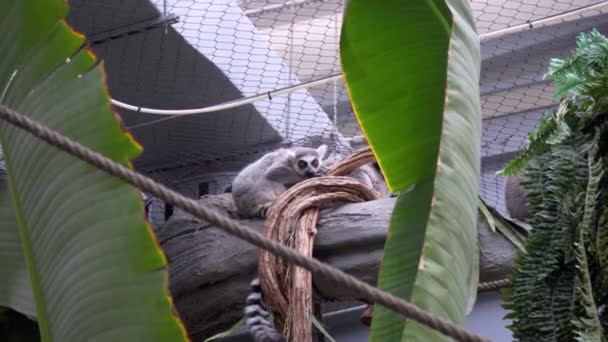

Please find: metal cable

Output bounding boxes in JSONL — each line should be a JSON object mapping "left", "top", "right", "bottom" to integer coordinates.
{"left": 122, "top": 74, "right": 343, "bottom": 129}
{"left": 332, "top": 2, "right": 340, "bottom": 147}
{"left": 0, "top": 104, "right": 490, "bottom": 342}
{"left": 114, "top": 1, "right": 608, "bottom": 129}
{"left": 285, "top": 0, "right": 295, "bottom": 140}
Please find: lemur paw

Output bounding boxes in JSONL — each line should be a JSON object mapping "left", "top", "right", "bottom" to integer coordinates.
{"left": 318, "top": 167, "right": 330, "bottom": 176}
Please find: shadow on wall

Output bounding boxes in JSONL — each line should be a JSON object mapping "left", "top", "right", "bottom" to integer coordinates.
{"left": 65, "top": 0, "right": 283, "bottom": 170}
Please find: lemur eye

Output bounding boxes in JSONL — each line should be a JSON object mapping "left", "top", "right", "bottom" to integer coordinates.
{"left": 298, "top": 160, "right": 307, "bottom": 169}
{"left": 311, "top": 159, "right": 319, "bottom": 167}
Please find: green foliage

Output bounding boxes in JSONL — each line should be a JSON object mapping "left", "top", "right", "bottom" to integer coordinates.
{"left": 204, "top": 317, "right": 245, "bottom": 342}
{"left": 598, "top": 209, "right": 608, "bottom": 296}
{"left": 0, "top": 0, "right": 188, "bottom": 341}
{"left": 478, "top": 198, "right": 528, "bottom": 252}
{"left": 340, "top": 0, "right": 481, "bottom": 340}
{"left": 502, "top": 30, "right": 608, "bottom": 341}
{"left": 498, "top": 101, "right": 571, "bottom": 176}
{"left": 500, "top": 28, "right": 608, "bottom": 177}
{"left": 546, "top": 29, "right": 608, "bottom": 109}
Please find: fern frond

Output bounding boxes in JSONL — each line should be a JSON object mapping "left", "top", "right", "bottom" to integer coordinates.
{"left": 546, "top": 29, "right": 608, "bottom": 103}
{"left": 572, "top": 135, "right": 606, "bottom": 340}
{"left": 573, "top": 229, "right": 604, "bottom": 341}
{"left": 504, "top": 138, "right": 588, "bottom": 340}
{"left": 498, "top": 115, "right": 557, "bottom": 176}
{"left": 597, "top": 208, "right": 608, "bottom": 293}
{"left": 504, "top": 30, "right": 608, "bottom": 341}
{"left": 498, "top": 101, "right": 581, "bottom": 176}
{"left": 581, "top": 130, "right": 603, "bottom": 245}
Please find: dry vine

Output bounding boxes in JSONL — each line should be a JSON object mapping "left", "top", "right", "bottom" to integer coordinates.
{"left": 258, "top": 147, "right": 381, "bottom": 341}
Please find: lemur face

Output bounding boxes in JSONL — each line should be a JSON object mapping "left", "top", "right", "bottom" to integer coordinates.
{"left": 297, "top": 157, "right": 321, "bottom": 177}
{"left": 291, "top": 144, "right": 327, "bottom": 178}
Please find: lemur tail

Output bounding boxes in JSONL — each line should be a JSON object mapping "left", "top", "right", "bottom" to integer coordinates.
{"left": 245, "top": 277, "right": 285, "bottom": 342}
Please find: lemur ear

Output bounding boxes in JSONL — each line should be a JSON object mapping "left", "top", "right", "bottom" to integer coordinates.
{"left": 286, "top": 150, "right": 296, "bottom": 159}
{"left": 317, "top": 144, "right": 328, "bottom": 159}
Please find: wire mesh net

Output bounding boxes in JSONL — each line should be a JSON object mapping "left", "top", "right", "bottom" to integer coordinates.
{"left": 65, "top": 0, "right": 608, "bottom": 248}
{"left": 61, "top": 0, "right": 608, "bottom": 226}
{"left": 478, "top": 1, "right": 608, "bottom": 214}
{"left": 0, "top": 1, "right": 598, "bottom": 339}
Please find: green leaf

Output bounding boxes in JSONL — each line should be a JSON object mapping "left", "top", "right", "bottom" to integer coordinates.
{"left": 545, "top": 28, "right": 608, "bottom": 105}
{"left": 0, "top": 1, "right": 188, "bottom": 341}
{"left": 204, "top": 317, "right": 245, "bottom": 342}
{"left": 502, "top": 129, "right": 605, "bottom": 340}
{"left": 501, "top": 32, "right": 608, "bottom": 339}
{"left": 497, "top": 114, "right": 558, "bottom": 177}
{"left": 597, "top": 208, "right": 608, "bottom": 292}
{"left": 311, "top": 316, "right": 337, "bottom": 342}
{"left": 368, "top": 182, "right": 432, "bottom": 341}
{"left": 0, "top": 178, "right": 36, "bottom": 319}
{"left": 340, "top": 0, "right": 481, "bottom": 340}
{"left": 573, "top": 230, "right": 603, "bottom": 341}
{"left": 479, "top": 198, "right": 527, "bottom": 252}
{"left": 493, "top": 217, "right": 527, "bottom": 253}
{"left": 478, "top": 198, "right": 496, "bottom": 232}
{"left": 465, "top": 226, "right": 480, "bottom": 316}
{"left": 571, "top": 132, "right": 604, "bottom": 341}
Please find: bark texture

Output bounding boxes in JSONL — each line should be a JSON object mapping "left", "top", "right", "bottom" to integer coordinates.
{"left": 154, "top": 194, "right": 518, "bottom": 340}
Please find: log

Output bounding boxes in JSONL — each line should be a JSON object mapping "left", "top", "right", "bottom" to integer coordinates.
{"left": 154, "top": 194, "right": 518, "bottom": 340}
{"left": 504, "top": 175, "right": 529, "bottom": 221}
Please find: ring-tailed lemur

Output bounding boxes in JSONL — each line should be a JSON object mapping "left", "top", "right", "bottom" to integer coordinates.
{"left": 504, "top": 174, "right": 529, "bottom": 221}
{"left": 241, "top": 146, "right": 392, "bottom": 342}
{"left": 245, "top": 277, "right": 285, "bottom": 342}
{"left": 237, "top": 146, "right": 325, "bottom": 341}
{"left": 232, "top": 145, "right": 327, "bottom": 218}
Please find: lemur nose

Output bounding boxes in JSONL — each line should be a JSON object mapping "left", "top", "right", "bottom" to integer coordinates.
{"left": 305, "top": 170, "right": 315, "bottom": 177}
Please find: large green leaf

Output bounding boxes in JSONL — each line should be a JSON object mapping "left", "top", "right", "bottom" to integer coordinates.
{"left": 340, "top": 0, "right": 481, "bottom": 340}
{"left": 0, "top": 1, "right": 187, "bottom": 341}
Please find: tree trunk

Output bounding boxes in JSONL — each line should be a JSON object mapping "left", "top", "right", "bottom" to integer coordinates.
{"left": 154, "top": 194, "right": 518, "bottom": 340}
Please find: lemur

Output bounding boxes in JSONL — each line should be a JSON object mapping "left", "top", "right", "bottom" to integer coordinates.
{"left": 504, "top": 174, "right": 530, "bottom": 221}
{"left": 234, "top": 146, "right": 326, "bottom": 341}
{"left": 238, "top": 146, "right": 392, "bottom": 342}
{"left": 244, "top": 278, "right": 285, "bottom": 342}
{"left": 231, "top": 144, "right": 327, "bottom": 219}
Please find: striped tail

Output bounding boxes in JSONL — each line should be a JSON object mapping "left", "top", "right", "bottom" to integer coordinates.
{"left": 245, "top": 277, "right": 285, "bottom": 342}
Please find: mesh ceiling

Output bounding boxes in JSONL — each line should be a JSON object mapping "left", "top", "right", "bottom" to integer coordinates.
{"left": 63, "top": 0, "right": 608, "bottom": 221}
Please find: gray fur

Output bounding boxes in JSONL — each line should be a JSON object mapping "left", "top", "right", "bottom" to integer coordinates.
{"left": 321, "top": 152, "right": 392, "bottom": 198}
{"left": 505, "top": 174, "right": 529, "bottom": 221}
{"left": 349, "top": 163, "right": 392, "bottom": 198}
{"left": 232, "top": 145, "right": 327, "bottom": 218}
{"left": 245, "top": 277, "right": 285, "bottom": 342}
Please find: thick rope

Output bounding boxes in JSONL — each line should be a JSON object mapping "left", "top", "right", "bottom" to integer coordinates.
{"left": 0, "top": 105, "right": 490, "bottom": 342}
{"left": 477, "top": 279, "right": 511, "bottom": 292}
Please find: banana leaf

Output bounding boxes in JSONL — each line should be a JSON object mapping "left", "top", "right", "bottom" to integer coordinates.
{"left": 0, "top": 1, "right": 188, "bottom": 341}
{"left": 340, "top": 0, "right": 481, "bottom": 340}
